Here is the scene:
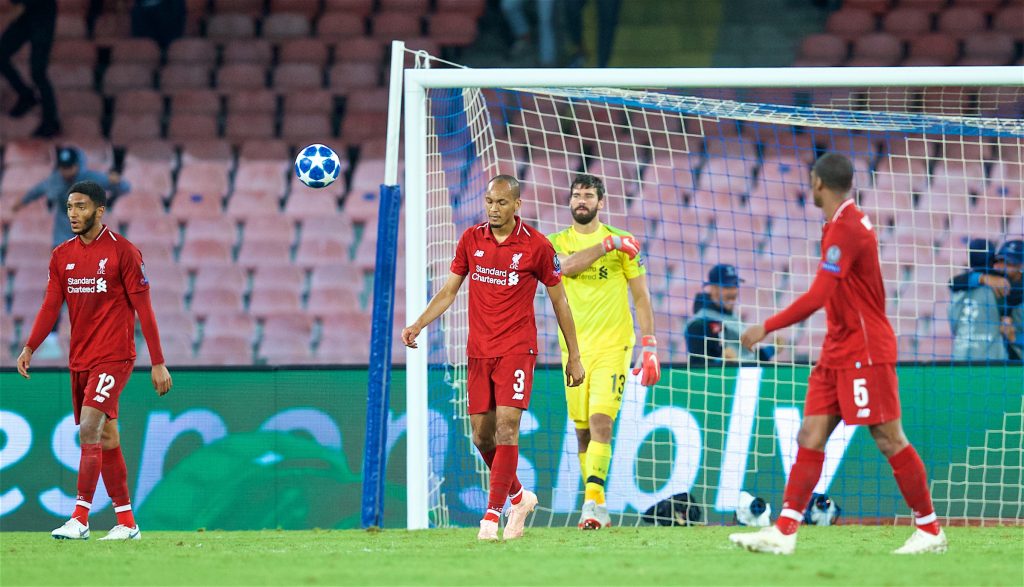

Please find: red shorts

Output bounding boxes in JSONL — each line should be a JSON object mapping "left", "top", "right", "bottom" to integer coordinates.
{"left": 71, "top": 360, "right": 134, "bottom": 424}
{"left": 805, "top": 363, "right": 901, "bottom": 425}
{"left": 467, "top": 354, "right": 536, "bottom": 414}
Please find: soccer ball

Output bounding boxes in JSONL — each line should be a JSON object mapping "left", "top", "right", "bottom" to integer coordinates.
{"left": 294, "top": 144, "right": 341, "bottom": 188}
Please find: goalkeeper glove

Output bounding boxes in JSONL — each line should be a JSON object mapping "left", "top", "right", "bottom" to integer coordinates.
{"left": 631, "top": 335, "right": 660, "bottom": 386}
{"left": 603, "top": 234, "right": 640, "bottom": 260}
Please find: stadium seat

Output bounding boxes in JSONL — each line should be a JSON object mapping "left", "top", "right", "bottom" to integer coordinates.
{"left": 107, "top": 192, "right": 168, "bottom": 223}
{"left": 961, "top": 33, "right": 1015, "bottom": 64}
{"left": 328, "top": 62, "right": 380, "bottom": 91}
{"left": 259, "top": 336, "right": 315, "bottom": 364}
{"left": 282, "top": 90, "right": 334, "bottom": 114}
{"left": 204, "top": 311, "right": 257, "bottom": 343}
{"left": 316, "top": 12, "right": 367, "bottom": 41}
{"left": 242, "top": 216, "right": 297, "bottom": 246}
{"left": 239, "top": 140, "right": 292, "bottom": 162}
{"left": 428, "top": 13, "right": 479, "bottom": 47}
{"left": 280, "top": 112, "right": 333, "bottom": 141}
{"left": 167, "top": 39, "right": 218, "bottom": 67}
{"left": 213, "top": 0, "right": 265, "bottom": 14}
{"left": 825, "top": 8, "right": 877, "bottom": 39}
{"left": 176, "top": 162, "right": 231, "bottom": 199}
{"left": 195, "top": 334, "right": 253, "bottom": 365}
{"left": 179, "top": 140, "right": 234, "bottom": 166}
{"left": 225, "top": 192, "right": 282, "bottom": 221}
{"left": 273, "top": 63, "right": 324, "bottom": 91}
{"left": 54, "top": 14, "right": 87, "bottom": 39}
{"left": 992, "top": 6, "right": 1024, "bottom": 38}
{"left": 167, "top": 113, "right": 220, "bottom": 141}
{"left": 370, "top": 11, "right": 422, "bottom": 39}
{"left": 323, "top": 0, "right": 375, "bottom": 15}
{"left": 249, "top": 287, "right": 304, "bottom": 317}
{"left": 179, "top": 238, "right": 234, "bottom": 269}
{"left": 170, "top": 90, "right": 222, "bottom": 117}
{"left": 160, "top": 65, "right": 213, "bottom": 90}
{"left": 206, "top": 14, "right": 257, "bottom": 40}
{"left": 48, "top": 64, "right": 94, "bottom": 90}
{"left": 221, "top": 39, "right": 275, "bottom": 66}
{"left": 882, "top": 8, "right": 932, "bottom": 36}
{"left": 295, "top": 234, "right": 351, "bottom": 268}
{"left": 109, "top": 113, "right": 162, "bottom": 143}
{"left": 907, "top": 33, "right": 961, "bottom": 64}
{"left": 123, "top": 215, "right": 181, "bottom": 249}
{"left": 114, "top": 89, "right": 164, "bottom": 116}
{"left": 271, "top": 0, "right": 321, "bottom": 16}
{"left": 279, "top": 39, "right": 331, "bottom": 65}
{"left": 183, "top": 217, "right": 239, "bottom": 249}
{"left": 227, "top": 89, "right": 279, "bottom": 116}
{"left": 234, "top": 160, "right": 290, "bottom": 197}
{"left": 936, "top": 7, "right": 986, "bottom": 36}
{"left": 50, "top": 39, "right": 97, "bottom": 66}
{"left": 57, "top": 91, "right": 103, "bottom": 118}
{"left": 109, "top": 39, "right": 162, "bottom": 68}
{"left": 334, "top": 37, "right": 386, "bottom": 63}
{"left": 850, "top": 32, "right": 904, "bottom": 65}
{"left": 236, "top": 239, "right": 293, "bottom": 269}
{"left": 263, "top": 13, "right": 312, "bottom": 39}
{"left": 223, "top": 112, "right": 277, "bottom": 141}
{"left": 262, "top": 312, "right": 315, "bottom": 342}
{"left": 217, "top": 64, "right": 268, "bottom": 90}
{"left": 93, "top": 14, "right": 133, "bottom": 44}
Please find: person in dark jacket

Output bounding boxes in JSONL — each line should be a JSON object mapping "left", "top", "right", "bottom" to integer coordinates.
{"left": 0, "top": 0, "right": 60, "bottom": 137}
{"left": 685, "top": 264, "right": 776, "bottom": 367}
{"left": 948, "top": 238, "right": 1023, "bottom": 361}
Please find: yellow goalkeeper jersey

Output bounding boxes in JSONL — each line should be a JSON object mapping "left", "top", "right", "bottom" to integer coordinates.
{"left": 548, "top": 223, "right": 645, "bottom": 354}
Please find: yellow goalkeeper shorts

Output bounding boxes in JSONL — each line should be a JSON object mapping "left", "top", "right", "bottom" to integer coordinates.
{"left": 563, "top": 345, "right": 633, "bottom": 429}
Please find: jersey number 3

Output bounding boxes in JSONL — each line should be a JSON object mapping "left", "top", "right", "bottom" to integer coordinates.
{"left": 92, "top": 373, "right": 116, "bottom": 404}
{"left": 512, "top": 369, "right": 525, "bottom": 400}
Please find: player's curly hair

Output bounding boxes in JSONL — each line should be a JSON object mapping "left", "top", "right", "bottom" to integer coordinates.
{"left": 570, "top": 174, "right": 605, "bottom": 200}
{"left": 67, "top": 180, "right": 107, "bottom": 207}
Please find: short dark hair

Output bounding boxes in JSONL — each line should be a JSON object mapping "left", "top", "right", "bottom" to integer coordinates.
{"left": 812, "top": 153, "right": 854, "bottom": 193}
{"left": 67, "top": 181, "right": 107, "bottom": 207}
{"left": 488, "top": 174, "right": 521, "bottom": 199}
{"left": 570, "top": 174, "right": 605, "bottom": 200}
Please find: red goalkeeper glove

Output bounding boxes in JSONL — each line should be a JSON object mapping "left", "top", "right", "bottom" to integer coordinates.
{"left": 602, "top": 234, "right": 640, "bottom": 260}
{"left": 631, "top": 335, "right": 660, "bottom": 386}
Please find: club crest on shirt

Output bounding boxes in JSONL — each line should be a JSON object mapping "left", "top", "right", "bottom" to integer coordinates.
{"left": 510, "top": 252, "right": 523, "bottom": 270}
{"left": 97, "top": 258, "right": 108, "bottom": 275}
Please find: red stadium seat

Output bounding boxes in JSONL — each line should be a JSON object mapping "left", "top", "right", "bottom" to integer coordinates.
{"left": 167, "top": 39, "right": 218, "bottom": 67}
{"left": 961, "top": 33, "right": 1015, "bottom": 64}
{"left": 936, "top": 7, "right": 986, "bottom": 36}
{"left": 6, "top": 215, "right": 52, "bottom": 247}
{"left": 278, "top": 39, "right": 331, "bottom": 65}
{"left": 54, "top": 14, "right": 87, "bottom": 39}
{"left": 262, "top": 13, "right": 312, "bottom": 39}
{"left": 428, "top": 13, "right": 479, "bottom": 47}
{"left": 261, "top": 312, "right": 315, "bottom": 342}
{"left": 176, "top": 162, "right": 231, "bottom": 198}
{"left": 183, "top": 217, "right": 238, "bottom": 249}
{"left": 122, "top": 215, "right": 181, "bottom": 249}
{"left": 48, "top": 64, "right": 94, "bottom": 90}
{"left": 169, "top": 90, "right": 222, "bottom": 116}
{"left": 242, "top": 216, "right": 296, "bottom": 246}
{"left": 316, "top": 12, "right": 366, "bottom": 41}
{"left": 323, "top": 0, "right": 375, "bottom": 16}
{"left": 160, "top": 65, "right": 213, "bottom": 90}
{"left": 195, "top": 335, "right": 253, "bottom": 365}
{"left": 223, "top": 113, "right": 277, "bottom": 141}
{"left": 225, "top": 191, "right": 281, "bottom": 221}
{"left": 259, "top": 337, "right": 315, "bottom": 364}
{"left": 236, "top": 239, "right": 292, "bottom": 269}
{"left": 238, "top": 139, "right": 292, "bottom": 162}
{"left": 213, "top": 0, "right": 264, "bottom": 14}
{"left": 295, "top": 234, "right": 350, "bottom": 268}
{"left": 58, "top": 91, "right": 103, "bottom": 118}
{"left": 180, "top": 140, "right": 234, "bottom": 165}
{"left": 270, "top": 0, "right": 321, "bottom": 17}
{"left": 273, "top": 63, "right": 324, "bottom": 91}
{"left": 370, "top": 11, "right": 422, "bottom": 39}
{"left": 206, "top": 14, "right": 257, "bottom": 40}
{"left": 93, "top": 14, "right": 132, "bottom": 44}
{"left": 221, "top": 39, "right": 274, "bottom": 65}
{"left": 113, "top": 89, "right": 163, "bottom": 116}
{"left": 226, "top": 89, "right": 279, "bottom": 115}
{"left": 217, "top": 64, "right": 268, "bottom": 91}
{"left": 50, "top": 39, "right": 97, "bottom": 66}
{"left": 194, "top": 263, "right": 248, "bottom": 296}
{"left": 334, "top": 37, "right": 386, "bottom": 63}
{"left": 179, "top": 240, "right": 234, "bottom": 271}
{"left": 850, "top": 32, "right": 903, "bottom": 65}
{"left": 204, "top": 312, "right": 258, "bottom": 343}
{"left": 993, "top": 6, "right": 1024, "bottom": 39}
{"left": 882, "top": 8, "right": 932, "bottom": 36}
{"left": 280, "top": 112, "right": 333, "bottom": 141}
{"left": 106, "top": 192, "right": 167, "bottom": 223}
{"left": 282, "top": 90, "right": 334, "bottom": 114}
{"left": 167, "top": 113, "right": 220, "bottom": 141}
{"left": 328, "top": 62, "right": 379, "bottom": 91}
{"left": 170, "top": 191, "right": 226, "bottom": 222}
{"left": 307, "top": 287, "right": 362, "bottom": 318}
{"left": 249, "top": 288, "right": 303, "bottom": 317}
{"left": 109, "top": 39, "right": 162, "bottom": 67}
{"left": 906, "top": 33, "right": 960, "bottom": 65}
{"left": 437, "top": 0, "right": 487, "bottom": 18}
{"left": 109, "top": 113, "right": 162, "bottom": 143}
{"left": 285, "top": 189, "right": 340, "bottom": 219}
{"left": 825, "top": 8, "right": 877, "bottom": 39}
{"left": 234, "top": 160, "right": 290, "bottom": 197}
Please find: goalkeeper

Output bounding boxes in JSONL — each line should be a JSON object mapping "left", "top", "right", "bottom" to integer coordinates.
{"left": 548, "top": 174, "right": 659, "bottom": 530}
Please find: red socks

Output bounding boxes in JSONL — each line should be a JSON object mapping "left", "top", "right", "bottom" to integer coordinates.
{"left": 776, "top": 447, "right": 825, "bottom": 535}
{"left": 102, "top": 446, "right": 136, "bottom": 528}
{"left": 889, "top": 445, "right": 940, "bottom": 536}
{"left": 73, "top": 443, "right": 103, "bottom": 525}
{"left": 478, "top": 447, "right": 523, "bottom": 505}
{"left": 486, "top": 445, "right": 519, "bottom": 519}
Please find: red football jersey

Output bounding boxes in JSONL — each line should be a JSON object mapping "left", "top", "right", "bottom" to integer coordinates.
{"left": 816, "top": 199, "right": 898, "bottom": 368}
{"left": 45, "top": 226, "right": 150, "bottom": 370}
{"left": 450, "top": 217, "right": 562, "bottom": 358}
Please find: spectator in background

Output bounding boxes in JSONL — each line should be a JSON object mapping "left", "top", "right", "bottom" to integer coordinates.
{"left": 685, "top": 264, "right": 776, "bottom": 367}
{"left": 997, "top": 239, "right": 1023, "bottom": 361}
{"left": 0, "top": 0, "right": 60, "bottom": 137}
{"left": 948, "top": 238, "right": 1022, "bottom": 361}
{"left": 565, "top": 0, "right": 621, "bottom": 68}
{"left": 131, "top": 0, "right": 186, "bottom": 50}
{"left": 12, "top": 147, "right": 130, "bottom": 248}
{"left": 501, "top": 0, "right": 557, "bottom": 67}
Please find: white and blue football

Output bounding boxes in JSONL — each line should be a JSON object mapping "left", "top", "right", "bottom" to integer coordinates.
{"left": 294, "top": 144, "right": 341, "bottom": 188}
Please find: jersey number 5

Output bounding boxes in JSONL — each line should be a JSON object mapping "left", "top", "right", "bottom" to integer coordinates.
{"left": 512, "top": 369, "right": 525, "bottom": 400}
{"left": 92, "top": 373, "right": 116, "bottom": 404}
{"left": 852, "top": 378, "right": 869, "bottom": 408}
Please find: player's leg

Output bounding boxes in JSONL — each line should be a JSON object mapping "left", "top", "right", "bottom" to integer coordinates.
{"left": 494, "top": 354, "right": 538, "bottom": 539}
{"left": 97, "top": 418, "right": 140, "bottom": 540}
{"left": 51, "top": 371, "right": 96, "bottom": 539}
{"left": 870, "top": 419, "right": 947, "bottom": 553}
{"left": 564, "top": 351, "right": 591, "bottom": 489}
{"left": 580, "top": 348, "right": 629, "bottom": 529}
{"left": 731, "top": 367, "right": 841, "bottom": 554}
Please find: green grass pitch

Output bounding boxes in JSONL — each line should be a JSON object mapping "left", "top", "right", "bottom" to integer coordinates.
{"left": 2, "top": 526, "right": 1021, "bottom": 586}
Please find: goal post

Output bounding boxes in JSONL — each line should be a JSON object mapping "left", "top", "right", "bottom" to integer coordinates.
{"left": 400, "top": 64, "right": 1024, "bottom": 530}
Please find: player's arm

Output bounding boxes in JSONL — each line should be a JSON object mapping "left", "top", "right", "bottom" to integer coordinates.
{"left": 554, "top": 234, "right": 641, "bottom": 277}
{"left": 628, "top": 273, "right": 660, "bottom": 385}
{"left": 402, "top": 272, "right": 466, "bottom": 348}
{"left": 122, "top": 245, "right": 172, "bottom": 395}
{"left": 18, "top": 255, "right": 65, "bottom": 379}
{"left": 546, "top": 281, "right": 585, "bottom": 387}
{"left": 12, "top": 179, "right": 48, "bottom": 212}
{"left": 741, "top": 271, "right": 839, "bottom": 350}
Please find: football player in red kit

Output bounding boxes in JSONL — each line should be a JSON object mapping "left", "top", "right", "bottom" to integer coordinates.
{"left": 17, "top": 180, "right": 172, "bottom": 541}
{"left": 730, "top": 153, "right": 947, "bottom": 555}
{"left": 402, "top": 175, "right": 586, "bottom": 541}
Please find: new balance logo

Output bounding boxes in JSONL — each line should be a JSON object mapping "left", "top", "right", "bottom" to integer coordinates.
{"left": 65, "top": 264, "right": 75, "bottom": 270}
{"left": 512, "top": 393, "right": 524, "bottom": 400}
{"left": 474, "top": 250, "right": 485, "bottom": 257}
{"left": 857, "top": 408, "right": 871, "bottom": 418}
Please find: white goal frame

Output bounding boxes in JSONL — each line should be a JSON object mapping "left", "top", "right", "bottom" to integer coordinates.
{"left": 400, "top": 62, "right": 1024, "bottom": 530}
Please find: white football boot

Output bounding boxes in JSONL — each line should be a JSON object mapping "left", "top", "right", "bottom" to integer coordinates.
{"left": 578, "top": 500, "right": 601, "bottom": 530}
{"left": 729, "top": 525, "right": 796, "bottom": 555}
{"left": 503, "top": 489, "right": 538, "bottom": 540}
{"left": 99, "top": 524, "right": 141, "bottom": 540}
{"left": 51, "top": 518, "right": 90, "bottom": 540}
{"left": 593, "top": 503, "right": 612, "bottom": 528}
{"left": 893, "top": 528, "right": 947, "bottom": 554}
{"left": 477, "top": 519, "right": 499, "bottom": 541}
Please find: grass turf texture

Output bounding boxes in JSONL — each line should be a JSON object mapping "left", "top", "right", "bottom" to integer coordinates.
{"left": 2, "top": 526, "right": 1021, "bottom": 586}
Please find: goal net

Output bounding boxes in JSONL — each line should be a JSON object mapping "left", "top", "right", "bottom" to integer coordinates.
{"left": 402, "top": 64, "right": 1024, "bottom": 529}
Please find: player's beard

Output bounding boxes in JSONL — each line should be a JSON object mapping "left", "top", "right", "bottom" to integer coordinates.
{"left": 72, "top": 209, "right": 98, "bottom": 235}
{"left": 571, "top": 205, "right": 598, "bottom": 225}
